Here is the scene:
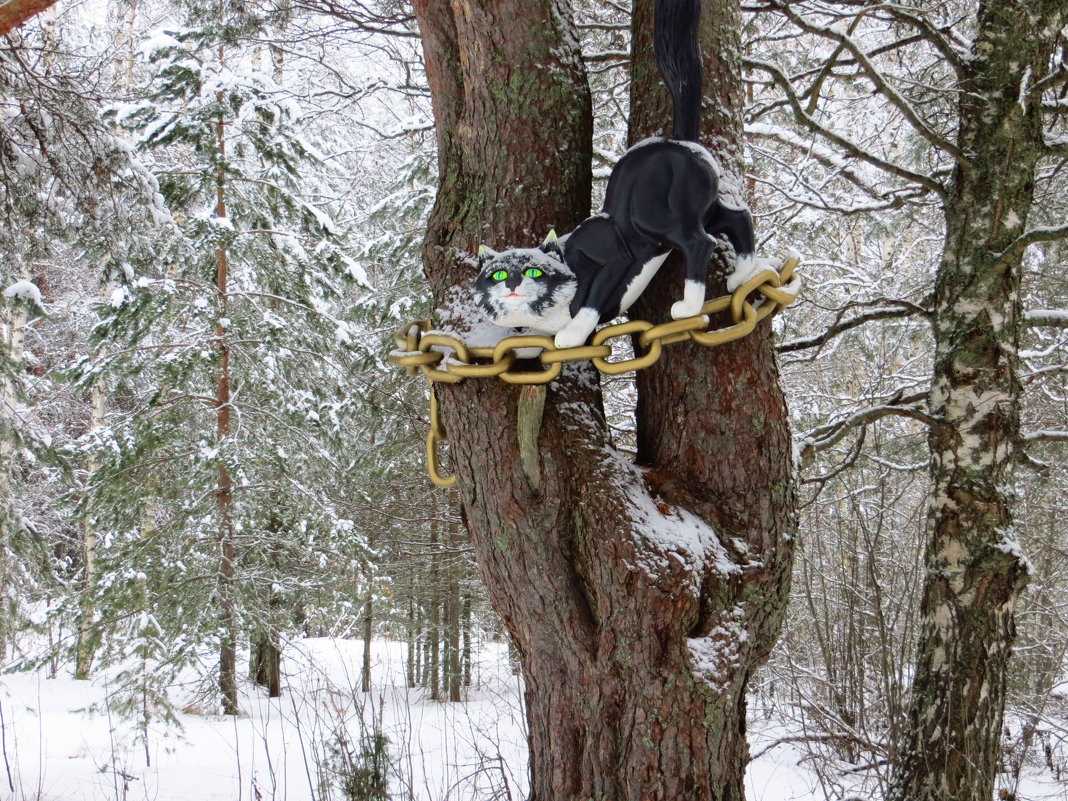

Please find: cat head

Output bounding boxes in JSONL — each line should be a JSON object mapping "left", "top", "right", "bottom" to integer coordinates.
{"left": 473, "top": 230, "right": 576, "bottom": 334}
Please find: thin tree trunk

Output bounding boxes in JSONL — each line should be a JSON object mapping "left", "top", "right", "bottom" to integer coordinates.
{"left": 75, "top": 278, "right": 110, "bottom": 681}
{"left": 411, "top": 0, "right": 796, "bottom": 796}
{"left": 889, "top": 1, "right": 1062, "bottom": 798}
{"left": 428, "top": 514, "right": 441, "bottom": 701}
{"left": 406, "top": 574, "right": 417, "bottom": 689}
{"left": 214, "top": 81, "right": 239, "bottom": 717}
{"left": 444, "top": 489, "right": 462, "bottom": 702}
{"left": 361, "top": 580, "right": 373, "bottom": 693}
{"left": 0, "top": 267, "right": 30, "bottom": 660}
{"left": 461, "top": 592, "right": 472, "bottom": 688}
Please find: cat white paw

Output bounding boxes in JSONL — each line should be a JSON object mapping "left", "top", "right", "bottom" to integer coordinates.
{"left": 671, "top": 299, "right": 702, "bottom": 319}
{"left": 671, "top": 280, "right": 706, "bottom": 319}
{"left": 554, "top": 308, "right": 599, "bottom": 348}
{"left": 726, "top": 255, "right": 761, "bottom": 292}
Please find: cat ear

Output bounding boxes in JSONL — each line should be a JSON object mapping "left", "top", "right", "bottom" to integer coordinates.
{"left": 540, "top": 229, "right": 564, "bottom": 261}
{"left": 478, "top": 244, "right": 498, "bottom": 268}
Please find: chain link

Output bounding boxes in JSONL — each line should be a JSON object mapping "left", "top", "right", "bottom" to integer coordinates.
{"left": 390, "top": 255, "right": 799, "bottom": 486}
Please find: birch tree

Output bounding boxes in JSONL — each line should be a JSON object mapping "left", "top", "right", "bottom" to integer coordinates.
{"left": 746, "top": 0, "right": 1068, "bottom": 797}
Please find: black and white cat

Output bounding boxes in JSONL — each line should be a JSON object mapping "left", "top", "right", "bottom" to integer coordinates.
{"left": 473, "top": 232, "right": 576, "bottom": 334}
{"left": 474, "top": 0, "right": 761, "bottom": 349}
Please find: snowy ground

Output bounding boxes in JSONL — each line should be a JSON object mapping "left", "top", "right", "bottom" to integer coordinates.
{"left": 1, "top": 639, "right": 1063, "bottom": 801}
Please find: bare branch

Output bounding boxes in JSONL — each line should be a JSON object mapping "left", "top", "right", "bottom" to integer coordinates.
{"left": 778, "top": 299, "right": 931, "bottom": 355}
{"left": 764, "top": 0, "right": 970, "bottom": 169}
{"left": 289, "top": 0, "right": 419, "bottom": 37}
{"left": 745, "top": 57, "right": 948, "bottom": 197}
{"left": 885, "top": 15, "right": 967, "bottom": 73}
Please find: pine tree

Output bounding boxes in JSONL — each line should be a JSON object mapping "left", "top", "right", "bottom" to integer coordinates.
{"left": 81, "top": 8, "right": 373, "bottom": 714}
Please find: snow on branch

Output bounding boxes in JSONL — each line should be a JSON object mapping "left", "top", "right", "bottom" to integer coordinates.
{"left": 800, "top": 392, "right": 938, "bottom": 459}
{"left": 745, "top": 58, "right": 947, "bottom": 197}
{"left": 3, "top": 280, "right": 44, "bottom": 310}
{"left": 1044, "top": 133, "right": 1068, "bottom": 155}
{"left": 762, "top": 0, "right": 969, "bottom": 168}
{"left": 747, "top": 122, "right": 888, "bottom": 200}
{"left": 1024, "top": 309, "right": 1068, "bottom": 329}
{"left": 778, "top": 299, "right": 930, "bottom": 355}
{"left": 1030, "top": 63, "right": 1068, "bottom": 99}
{"left": 996, "top": 221, "right": 1068, "bottom": 265}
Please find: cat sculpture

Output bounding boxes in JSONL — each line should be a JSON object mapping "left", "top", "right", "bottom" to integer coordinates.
{"left": 474, "top": 0, "right": 761, "bottom": 349}
{"left": 472, "top": 233, "right": 576, "bottom": 335}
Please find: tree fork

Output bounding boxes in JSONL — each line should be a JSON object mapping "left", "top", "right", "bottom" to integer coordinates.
{"left": 411, "top": 0, "right": 796, "bottom": 797}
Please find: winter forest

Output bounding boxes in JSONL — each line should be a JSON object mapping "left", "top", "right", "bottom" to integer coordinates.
{"left": 0, "top": 0, "right": 1066, "bottom": 799}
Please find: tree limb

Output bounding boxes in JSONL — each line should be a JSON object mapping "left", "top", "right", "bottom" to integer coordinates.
{"left": 0, "top": 0, "right": 61, "bottom": 38}
{"left": 800, "top": 392, "right": 937, "bottom": 459}
{"left": 745, "top": 57, "right": 948, "bottom": 197}
{"left": 764, "top": 0, "right": 970, "bottom": 169}
{"left": 1022, "top": 430, "right": 1068, "bottom": 444}
{"left": 996, "top": 221, "right": 1068, "bottom": 265}
{"left": 1030, "top": 63, "right": 1068, "bottom": 97}
{"left": 778, "top": 300, "right": 931, "bottom": 355}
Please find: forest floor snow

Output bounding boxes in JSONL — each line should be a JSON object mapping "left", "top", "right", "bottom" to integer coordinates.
{"left": 0, "top": 638, "right": 1063, "bottom": 801}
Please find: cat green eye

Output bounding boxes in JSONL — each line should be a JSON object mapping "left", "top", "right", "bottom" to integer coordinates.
{"left": 492, "top": 270, "right": 508, "bottom": 281}
{"left": 523, "top": 268, "right": 544, "bottom": 279}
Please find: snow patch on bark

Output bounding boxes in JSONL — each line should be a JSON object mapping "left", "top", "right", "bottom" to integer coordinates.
{"left": 606, "top": 450, "right": 739, "bottom": 580}
{"left": 687, "top": 605, "right": 748, "bottom": 694}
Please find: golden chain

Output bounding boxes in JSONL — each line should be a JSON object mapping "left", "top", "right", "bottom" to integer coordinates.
{"left": 390, "top": 256, "right": 799, "bottom": 487}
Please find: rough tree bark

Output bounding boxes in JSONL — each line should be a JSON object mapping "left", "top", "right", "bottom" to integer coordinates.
{"left": 214, "top": 88, "right": 239, "bottom": 717}
{"left": 410, "top": 0, "right": 796, "bottom": 798}
{"left": 888, "top": 1, "right": 1065, "bottom": 799}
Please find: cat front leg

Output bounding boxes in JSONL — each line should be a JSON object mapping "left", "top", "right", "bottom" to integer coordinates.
{"left": 554, "top": 307, "right": 600, "bottom": 349}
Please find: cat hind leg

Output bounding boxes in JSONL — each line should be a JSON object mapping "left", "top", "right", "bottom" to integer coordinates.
{"left": 669, "top": 233, "right": 717, "bottom": 319}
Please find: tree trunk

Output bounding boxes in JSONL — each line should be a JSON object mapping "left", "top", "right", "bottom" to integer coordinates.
{"left": 0, "top": 268, "right": 30, "bottom": 660}
{"left": 888, "top": 2, "right": 1063, "bottom": 799}
{"left": 0, "top": 0, "right": 62, "bottom": 38}
{"left": 410, "top": 0, "right": 796, "bottom": 797}
{"left": 444, "top": 490, "right": 462, "bottom": 702}
{"left": 406, "top": 575, "right": 417, "bottom": 688}
{"left": 215, "top": 86, "right": 239, "bottom": 717}
{"left": 360, "top": 591, "right": 373, "bottom": 692}
{"left": 251, "top": 632, "right": 281, "bottom": 698}
{"left": 461, "top": 592, "right": 472, "bottom": 688}
{"left": 75, "top": 279, "right": 110, "bottom": 681}
{"left": 427, "top": 514, "right": 441, "bottom": 700}
{"left": 361, "top": 532, "right": 374, "bottom": 693}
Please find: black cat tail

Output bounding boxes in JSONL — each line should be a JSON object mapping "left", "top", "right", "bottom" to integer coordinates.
{"left": 655, "top": 0, "right": 702, "bottom": 142}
